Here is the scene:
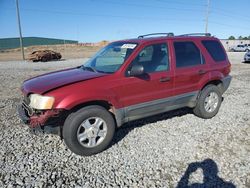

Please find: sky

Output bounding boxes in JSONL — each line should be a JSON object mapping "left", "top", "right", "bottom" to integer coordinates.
{"left": 0, "top": 0, "right": 250, "bottom": 42}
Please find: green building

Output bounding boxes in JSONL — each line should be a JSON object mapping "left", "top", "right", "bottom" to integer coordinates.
{"left": 0, "top": 37, "right": 78, "bottom": 50}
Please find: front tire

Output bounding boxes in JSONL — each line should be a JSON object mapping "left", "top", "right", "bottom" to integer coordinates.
{"left": 63, "top": 105, "right": 115, "bottom": 156}
{"left": 193, "top": 85, "right": 222, "bottom": 119}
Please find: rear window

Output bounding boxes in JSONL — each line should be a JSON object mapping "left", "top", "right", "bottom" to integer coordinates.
{"left": 202, "top": 40, "right": 226, "bottom": 62}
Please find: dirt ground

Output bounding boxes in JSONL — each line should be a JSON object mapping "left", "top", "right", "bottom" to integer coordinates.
{"left": 0, "top": 44, "right": 101, "bottom": 61}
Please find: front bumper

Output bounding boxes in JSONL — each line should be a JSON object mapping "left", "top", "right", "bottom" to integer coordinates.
{"left": 18, "top": 104, "right": 30, "bottom": 124}
{"left": 18, "top": 103, "right": 66, "bottom": 135}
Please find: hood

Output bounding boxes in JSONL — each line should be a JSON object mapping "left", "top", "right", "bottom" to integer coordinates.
{"left": 22, "top": 68, "right": 106, "bottom": 95}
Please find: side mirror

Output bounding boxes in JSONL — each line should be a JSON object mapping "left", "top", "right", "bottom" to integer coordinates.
{"left": 129, "top": 64, "right": 144, "bottom": 76}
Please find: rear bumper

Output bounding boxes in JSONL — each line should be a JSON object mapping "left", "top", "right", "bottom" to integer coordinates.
{"left": 221, "top": 75, "right": 232, "bottom": 93}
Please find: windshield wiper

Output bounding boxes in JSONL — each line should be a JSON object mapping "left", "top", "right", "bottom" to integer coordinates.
{"left": 81, "top": 65, "right": 97, "bottom": 73}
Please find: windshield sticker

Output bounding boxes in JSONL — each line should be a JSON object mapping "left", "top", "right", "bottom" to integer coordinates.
{"left": 121, "top": 44, "right": 137, "bottom": 49}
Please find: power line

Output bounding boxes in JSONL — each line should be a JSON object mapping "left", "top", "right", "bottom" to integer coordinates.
{"left": 90, "top": 0, "right": 250, "bottom": 23}
{"left": 87, "top": 0, "right": 250, "bottom": 28}
{"left": 93, "top": 0, "right": 204, "bottom": 12}
{"left": 6, "top": 1, "right": 250, "bottom": 39}
{"left": 155, "top": 0, "right": 206, "bottom": 7}
{"left": 15, "top": 7, "right": 250, "bottom": 31}
{"left": 209, "top": 21, "right": 250, "bottom": 30}
{"left": 211, "top": 10, "right": 250, "bottom": 22}
{"left": 20, "top": 8, "right": 203, "bottom": 23}
{"left": 212, "top": 7, "right": 249, "bottom": 18}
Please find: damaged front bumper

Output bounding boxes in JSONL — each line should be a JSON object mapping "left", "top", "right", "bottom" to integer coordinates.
{"left": 18, "top": 102, "right": 66, "bottom": 135}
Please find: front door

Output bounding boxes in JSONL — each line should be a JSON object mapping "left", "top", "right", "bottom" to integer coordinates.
{"left": 114, "top": 41, "right": 174, "bottom": 120}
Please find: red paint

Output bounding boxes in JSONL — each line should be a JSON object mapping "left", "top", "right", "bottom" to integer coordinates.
{"left": 29, "top": 110, "right": 60, "bottom": 128}
{"left": 22, "top": 68, "right": 106, "bottom": 95}
{"left": 21, "top": 36, "right": 231, "bottom": 120}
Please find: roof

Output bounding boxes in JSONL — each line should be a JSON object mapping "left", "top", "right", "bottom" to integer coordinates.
{"left": 114, "top": 33, "right": 216, "bottom": 44}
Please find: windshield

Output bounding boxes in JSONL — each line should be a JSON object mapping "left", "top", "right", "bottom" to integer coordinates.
{"left": 83, "top": 42, "right": 137, "bottom": 73}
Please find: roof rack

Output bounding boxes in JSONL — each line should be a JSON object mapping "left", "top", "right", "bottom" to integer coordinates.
{"left": 178, "top": 33, "right": 212, "bottom": 37}
{"left": 138, "top": 33, "right": 174, "bottom": 39}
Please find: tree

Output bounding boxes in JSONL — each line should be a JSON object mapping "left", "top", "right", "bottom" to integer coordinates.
{"left": 228, "top": 36, "right": 235, "bottom": 40}
{"left": 243, "top": 37, "right": 248, "bottom": 40}
{"left": 238, "top": 36, "right": 243, "bottom": 40}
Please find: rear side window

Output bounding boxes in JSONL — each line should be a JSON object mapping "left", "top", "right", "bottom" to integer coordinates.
{"left": 174, "top": 41, "right": 203, "bottom": 68}
{"left": 202, "top": 40, "right": 226, "bottom": 62}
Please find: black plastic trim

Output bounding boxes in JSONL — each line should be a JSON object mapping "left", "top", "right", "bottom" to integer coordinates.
{"left": 115, "top": 91, "right": 199, "bottom": 127}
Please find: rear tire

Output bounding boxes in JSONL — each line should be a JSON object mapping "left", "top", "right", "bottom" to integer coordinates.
{"left": 63, "top": 105, "right": 115, "bottom": 156}
{"left": 193, "top": 85, "right": 222, "bottom": 119}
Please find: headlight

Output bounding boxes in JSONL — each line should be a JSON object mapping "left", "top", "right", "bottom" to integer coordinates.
{"left": 29, "top": 94, "right": 55, "bottom": 110}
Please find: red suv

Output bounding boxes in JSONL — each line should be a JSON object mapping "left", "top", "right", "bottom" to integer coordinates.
{"left": 18, "top": 33, "right": 232, "bottom": 156}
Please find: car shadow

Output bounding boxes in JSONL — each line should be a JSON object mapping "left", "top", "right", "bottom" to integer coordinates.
{"left": 111, "top": 107, "right": 193, "bottom": 146}
{"left": 176, "top": 158, "right": 236, "bottom": 188}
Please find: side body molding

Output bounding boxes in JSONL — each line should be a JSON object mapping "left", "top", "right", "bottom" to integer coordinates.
{"left": 114, "top": 91, "right": 199, "bottom": 127}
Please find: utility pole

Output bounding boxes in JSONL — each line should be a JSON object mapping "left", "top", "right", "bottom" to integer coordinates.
{"left": 205, "top": 0, "right": 210, "bottom": 33}
{"left": 15, "top": 0, "right": 25, "bottom": 60}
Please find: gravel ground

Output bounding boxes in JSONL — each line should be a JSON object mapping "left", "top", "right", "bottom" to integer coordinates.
{"left": 0, "top": 53, "right": 249, "bottom": 187}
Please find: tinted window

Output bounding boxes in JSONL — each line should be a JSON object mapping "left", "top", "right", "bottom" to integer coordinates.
{"left": 202, "top": 40, "right": 226, "bottom": 62}
{"left": 174, "top": 42, "right": 203, "bottom": 68}
{"left": 129, "top": 43, "right": 169, "bottom": 73}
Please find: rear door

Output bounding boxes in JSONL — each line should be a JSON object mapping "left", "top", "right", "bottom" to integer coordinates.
{"left": 171, "top": 40, "right": 208, "bottom": 97}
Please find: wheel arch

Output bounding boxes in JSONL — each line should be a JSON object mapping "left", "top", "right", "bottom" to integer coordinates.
{"left": 196, "top": 79, "right": 224, "bottom": 102}
{"left": 201, "top": 79, "right": 223, "bottom": 93}
{"left": 70, "top": 100, "right": 113, "bottom": 112}
{"left": 65, "top": 100, "right": 121, "bottom": 128}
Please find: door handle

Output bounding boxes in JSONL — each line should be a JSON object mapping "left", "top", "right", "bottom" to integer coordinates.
{"left": 159, "top": 77, "right": 171, "bottom": 82}
{"left": 198, "top": 70, "right": 206, "bottom": 75}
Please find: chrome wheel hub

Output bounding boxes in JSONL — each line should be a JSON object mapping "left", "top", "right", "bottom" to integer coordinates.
{"left": 77, "top": 117, "right": 107, "bottom": 148}
{"left": 204, "top": 92, "right": 219, "bottom": 113}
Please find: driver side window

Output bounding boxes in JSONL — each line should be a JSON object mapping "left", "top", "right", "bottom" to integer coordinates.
{"left": 129, "top": 43, "right": 169, "bottom": 73}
